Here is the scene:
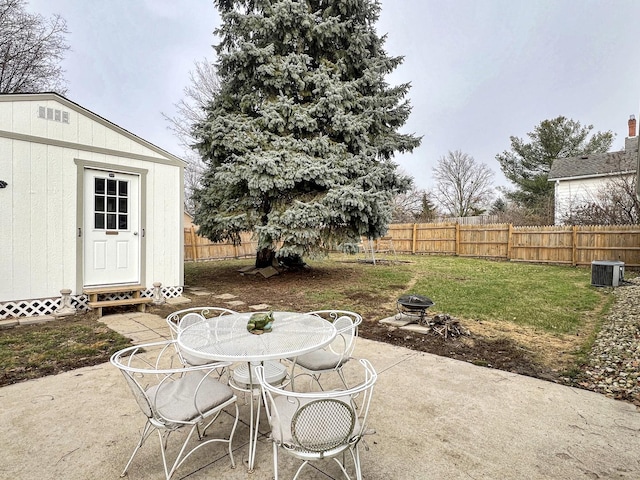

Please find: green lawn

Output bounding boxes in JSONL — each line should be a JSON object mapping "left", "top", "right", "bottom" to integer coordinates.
{"left": 187, "top": 253, "right": 609, "bottom": 335}
{"left": 403, "top": 256, "right": 603, "bottom": 333}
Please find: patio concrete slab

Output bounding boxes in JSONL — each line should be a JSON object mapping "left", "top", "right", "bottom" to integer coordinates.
{"left": 1, "top": 313, "right": 638, "bottom": 480}
{"left": 399, "top": 323, "right": 432, "bottom": 334}
{"left": 378, "top": 315, "right": 413, "bottom": 327}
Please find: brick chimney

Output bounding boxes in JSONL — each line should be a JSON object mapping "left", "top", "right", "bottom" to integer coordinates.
{"left": 626, "top": 114, "right": 639, "bottom": 153}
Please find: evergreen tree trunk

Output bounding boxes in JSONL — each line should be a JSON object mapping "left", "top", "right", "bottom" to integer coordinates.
{"left": 278, "top": 253, "right": 307, "bottom": 271}
{"left": 255, "top": 247, "right": 276, "bottom": 269}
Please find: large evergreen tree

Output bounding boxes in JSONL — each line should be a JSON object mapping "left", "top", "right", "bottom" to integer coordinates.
{"left": 193, "top": 0, "right": 421, "bottom": 268}
{"left": 496, "top": 116, "right": 614, "bottom": 221}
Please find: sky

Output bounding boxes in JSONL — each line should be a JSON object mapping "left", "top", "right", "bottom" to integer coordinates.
{"left": 27, "top": 0, "right": 640, "bottom": 193}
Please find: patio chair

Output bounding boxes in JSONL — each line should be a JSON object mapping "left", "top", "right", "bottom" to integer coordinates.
{"left": 110, "top": 340, "right": 239, "bottom": 480}
{"left": 255, "top": 358, "right": 377, "bottom": 480}
{"left": 289, "top": 310, "right": 362, "bottom": 391}
{"left": 166, "top": 307, "right": 238, "bottom": 366}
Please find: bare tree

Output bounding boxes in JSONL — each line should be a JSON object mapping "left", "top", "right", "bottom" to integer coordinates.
{"left": 433, "top": 150, "right": 495, "bottom": 217}
{"left": 392, "top": 188, "right": 438, "bottom": 222}
{"left": 163, "top": 58, "right": 220, "bottom": 214}
{"left": 0, "top": 0, "right": 69, "bottom": 94}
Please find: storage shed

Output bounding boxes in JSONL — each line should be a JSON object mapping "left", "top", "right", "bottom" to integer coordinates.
{"left": 0, "top": 93, "right": 185, "bottom": 319}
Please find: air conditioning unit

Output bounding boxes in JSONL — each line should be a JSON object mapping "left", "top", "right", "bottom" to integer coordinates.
{"left": 591, "top": 261, "right": 625, "bottom": 287}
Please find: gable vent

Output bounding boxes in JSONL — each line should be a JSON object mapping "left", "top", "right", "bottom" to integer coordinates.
{"left": 38, "top": 106, "right": 70, "bottom": 124}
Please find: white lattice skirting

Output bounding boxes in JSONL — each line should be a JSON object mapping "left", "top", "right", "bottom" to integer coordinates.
{"left": 0, "top": 286, "right": 183, "bottom": 320}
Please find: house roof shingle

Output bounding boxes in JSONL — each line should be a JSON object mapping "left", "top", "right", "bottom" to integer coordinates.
{"left": 548, "top": 137, "right": 638, "bottom": 181}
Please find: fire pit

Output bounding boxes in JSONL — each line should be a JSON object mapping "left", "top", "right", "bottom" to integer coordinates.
{"left": 396, "top": 293, "right": 434, "bottom": 325}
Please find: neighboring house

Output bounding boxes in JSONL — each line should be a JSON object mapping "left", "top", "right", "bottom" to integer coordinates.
{"left": 184, "top": 211, "right": 196, "bottom": 230}
{"left": 0, "top": 93, "right": 185, "bottom": 319}
{"left": 548, "top": 116, "right": 638, "bottom": 225}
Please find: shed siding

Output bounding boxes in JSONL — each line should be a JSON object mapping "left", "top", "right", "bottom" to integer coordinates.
{"left": 0, "top": 95, "right": 183, "bottom": 305}
{"left": 145, "top": 162, "right": 182, "bottom": 284}
{"left": 0, "top": 138, "right": 13, "bottom": 294}
{"left": 3, "top": 139, "right": 80, "bottom": 300}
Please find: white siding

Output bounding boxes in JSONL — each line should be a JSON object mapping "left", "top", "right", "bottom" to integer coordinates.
{"left": 0, "top": 95, "right": 183, "bottom": 304}
{"left": 0, "top": 138, "right": 15, "bottom": 297}
{"left": 145, "top": 162, "right": 182, "bottom": 286}
{"left": 10, "top": 140, "right": 32, "bottom": 298}
{"left": 554, "top": 174, "right": 634, "bottom": 224}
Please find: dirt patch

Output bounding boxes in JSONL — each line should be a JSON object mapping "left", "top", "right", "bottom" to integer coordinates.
{"left": 362, "top": 317, "right": 587, "bottom": 383}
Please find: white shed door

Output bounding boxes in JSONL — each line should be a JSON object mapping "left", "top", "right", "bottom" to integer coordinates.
{"left": 83, "top": 169, "right": 140, "bottom": 286}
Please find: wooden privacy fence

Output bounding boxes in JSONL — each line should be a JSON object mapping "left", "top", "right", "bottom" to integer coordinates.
{"left": 185, "top": 223, "right": 640, "bottom": 267}
{"left": 184, "top": 227, "right": 258, "bottom": 261}
{"left": 387, "top": 223, "right": 640, "bottom": 267}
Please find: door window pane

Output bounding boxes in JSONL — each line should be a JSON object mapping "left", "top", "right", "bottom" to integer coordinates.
{"left": 93, "top": 176, "right": 132, "bottom": 231}
{"left": 95, "top": 213, "right": 105, "bottom": 229}
{"left": 95, "top": 178, "right": 105, "bottom": 194}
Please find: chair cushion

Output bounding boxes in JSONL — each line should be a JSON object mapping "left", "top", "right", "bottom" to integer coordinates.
{"left": 147, "top": 371, "right": 234, "bottom": 424}
{"left": 270, "top": 395, "right": 359, "bottom": 448}
{"left": 233, "top": 361, "right": 287, "bottom": 387}
{"left": 180, "top": 350, "right": 216, "bottom": 366}
{"left": 294, "top": 349, "right": 347, "bottom": 371}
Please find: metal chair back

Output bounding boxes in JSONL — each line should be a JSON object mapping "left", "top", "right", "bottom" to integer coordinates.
{"left": 256, "top": 358, "right": 377, "bottom": 479}
{"left": 110, "top": 340, "right": 239, "bottom": 479}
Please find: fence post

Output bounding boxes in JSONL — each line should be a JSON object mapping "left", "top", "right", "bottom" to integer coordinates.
{"left": 572, "top": 225, "right": 578, "bottom": 266}
{"left": 507, "top": 223, "right": 513, "bottom": 260}
{"left": 190, "top": 226, "right": 198, "bottom": 262}
{"left": 455, "top": 223, "right": 460, "bottom": 256}
{"left": 412, "top": 223, "right": 417, "bottom": 254}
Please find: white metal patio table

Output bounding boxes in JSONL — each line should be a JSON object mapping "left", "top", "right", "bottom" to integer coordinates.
{"left": 177, "top": 311, "right": 337, "bottom": 472}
